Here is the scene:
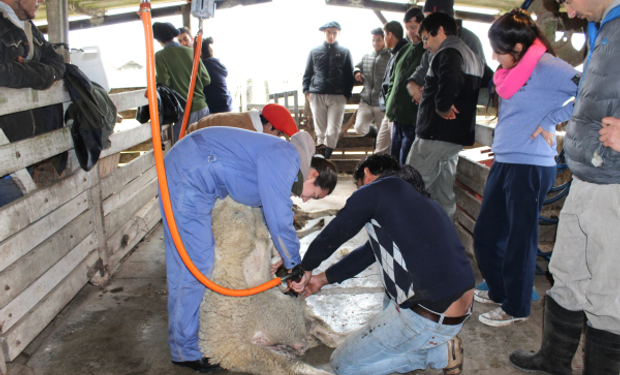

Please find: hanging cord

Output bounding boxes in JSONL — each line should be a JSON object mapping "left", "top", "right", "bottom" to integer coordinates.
{"left": 177, "top": 21, "right": 204, "bottom": 141}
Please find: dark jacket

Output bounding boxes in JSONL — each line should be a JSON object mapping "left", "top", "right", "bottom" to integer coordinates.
{"left": 202, "top": 57, "right": 233, "bottom": 114}
{"left": 380, "top": 38, "right": 409, "bottom": 112}
{"left": 564, "top": 2, "right": 620, "bottom": 184}
{"left": 0, "top": 8, "right": 65, "bottom": 142}
{"left": 385, "top": 41, "right": 425, "bottom": 125}
{"left": 354, "top": 48, "right": 390, "bottom": 107}
{"left": 416, "top": 36, "right": 485, "bottom": 146}
{"left": 302, "top": 41, "right": 355, "bottom": 99}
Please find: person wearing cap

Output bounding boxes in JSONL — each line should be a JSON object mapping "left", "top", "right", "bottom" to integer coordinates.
{"left": 186, "top": 103, "right": 298, "bottom": 137}
{"left": 302, "top": 21, "right": 355, "bottom": 159}
{"left": 152, "top": 22, "right": 211, "bottom": 142}
{"left": 161, "top": 126, "right": 338, "bottom": 372}
{"left": 177, "top": 26, "right": 193, "bottom": 48}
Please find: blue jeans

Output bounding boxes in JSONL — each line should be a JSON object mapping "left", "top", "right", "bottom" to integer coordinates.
{"left": 474, "top": 162, "right": 555, "bottom": 317}
{"left": 0, "top": 176, "right": 24, "bottom": 207}
{"left": 330, "top": 300, "right": 467, "bottom": 375}
{"left": 391, "top": 122, "right": 416, "bottom": 165}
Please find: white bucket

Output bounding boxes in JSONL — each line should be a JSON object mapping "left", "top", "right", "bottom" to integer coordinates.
{"left": 71, "top": 46, "right": 110, "bottom": 92}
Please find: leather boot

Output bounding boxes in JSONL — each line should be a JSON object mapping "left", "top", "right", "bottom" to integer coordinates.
{"left": 509, "top": 295, "right": 583, "bottom": 375}
{"left": 583, "top": 325, "right": 620, "bottom": 375}
{"left": 443, "top": 336, "right": 463, "bottom": 375}
{"left": 325, "top": 147, "right": 334, "bottom": 159}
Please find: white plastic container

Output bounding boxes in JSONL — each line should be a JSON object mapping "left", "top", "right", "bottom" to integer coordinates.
{"left": 71, "top": 46, "right": 110, "bottom": 92}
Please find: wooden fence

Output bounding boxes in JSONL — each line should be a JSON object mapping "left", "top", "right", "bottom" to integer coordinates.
{"left": 0, "top": 82, "right": 168, "bottom": 366}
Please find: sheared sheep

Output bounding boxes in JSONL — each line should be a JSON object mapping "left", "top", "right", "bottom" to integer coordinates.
{"left": 198, "top": 196, "right": 344, "bottom": 375}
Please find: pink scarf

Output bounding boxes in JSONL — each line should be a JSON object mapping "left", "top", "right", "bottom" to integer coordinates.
{"left": 493, "top": 38, "right": 547, "bottom": 99}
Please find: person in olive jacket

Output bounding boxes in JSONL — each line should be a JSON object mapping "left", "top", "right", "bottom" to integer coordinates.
{"left": 302, "top": 21, "right": 355, "bottom": 159}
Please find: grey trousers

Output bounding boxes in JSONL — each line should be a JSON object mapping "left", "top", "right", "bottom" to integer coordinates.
{"left": 173, "top": 107, "right": 209, "bottom": 142}
{"left": 308, "top": 93, "right": 347, "bottom": 149}
{"left": 547, "top": 178, "right": 620, "bottom": 335}
{"left": 375, "top": 115, "right": 393, "bottom": 155}
{"left": 354, "top": 101, "right": 385, "bottom": 137}
{"left": 406, "top": 138, "right": 462, "bottom": 222}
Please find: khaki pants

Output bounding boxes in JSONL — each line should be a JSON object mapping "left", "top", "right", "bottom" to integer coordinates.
{"left": 354, "top": 101, "right": 385, "bottom": 137}
{"left": 375, "top": 115, "right": 393, "bottom": 155}
{"left": 547, "top": 178, "right": 620, "bottom": 334}
{"left": 308, "top": 93, "right": 347, "bottom": 149}
{"left": 406, "top": 138, "right": 462, "bottom": 222}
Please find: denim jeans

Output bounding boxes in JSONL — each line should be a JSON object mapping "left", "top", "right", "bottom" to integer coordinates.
{"left": 330, "top": 299, "right": 467, "bottom": 375}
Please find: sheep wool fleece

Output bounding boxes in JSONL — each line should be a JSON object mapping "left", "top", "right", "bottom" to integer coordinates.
{"left": 160, "top": 127, "right": 303, "bottom": 362}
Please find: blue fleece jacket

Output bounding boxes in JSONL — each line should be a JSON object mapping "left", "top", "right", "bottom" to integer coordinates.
{"left": 492, "top": 53, "right": 580, "bottom": 166}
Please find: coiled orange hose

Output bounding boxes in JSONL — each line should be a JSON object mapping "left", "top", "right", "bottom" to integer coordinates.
{"left": 139, "top": 1, "right": 283, "bottom": 296}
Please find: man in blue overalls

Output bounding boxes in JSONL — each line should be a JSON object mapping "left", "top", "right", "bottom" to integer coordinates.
{"left": 161, "top": 126, "right": 337, "bottom": 373}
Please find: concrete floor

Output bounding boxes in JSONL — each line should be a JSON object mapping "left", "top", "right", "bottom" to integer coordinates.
{"left": 8, "top": 176, "right": 583, "bottom": 375}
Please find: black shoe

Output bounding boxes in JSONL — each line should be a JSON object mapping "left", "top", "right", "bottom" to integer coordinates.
{"left": 172, "top": 358, "right": 222, "bottom": 373}
{"left": 509, "top": 295, "right": 583, "bottom": 375}
{"left": 365, "top": 124, "right": 378, "bottom": 138}
{"left": 583, "top": 325, "right": 620, "bottom": 375}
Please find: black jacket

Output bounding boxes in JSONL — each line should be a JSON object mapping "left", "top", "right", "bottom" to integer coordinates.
{"left": 202, "top": 57, "right": 233, "bottom": 114}
{"left": 416, "top": 36, "right": 486, "bottom": 146}
{"left": 0, "top": 10, "right": 65, "bottom": 142}
{"left": 302, "top": 41, "right": 355, "bottom": 99}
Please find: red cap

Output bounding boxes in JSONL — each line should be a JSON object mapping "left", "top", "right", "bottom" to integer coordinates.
{"left": 261, "top": 103, "right": 298, "bottom": 137}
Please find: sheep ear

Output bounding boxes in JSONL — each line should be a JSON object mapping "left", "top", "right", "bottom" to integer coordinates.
{"left": 251, "top": 331, "right": 272, "bottom": 347}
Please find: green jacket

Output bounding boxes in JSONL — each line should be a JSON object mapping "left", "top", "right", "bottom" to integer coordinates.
{"left": 385, "top": 41, "right": 425, "bottom": 125}
{"left": 155, "top": 42, "right": 210, "bottom": 113}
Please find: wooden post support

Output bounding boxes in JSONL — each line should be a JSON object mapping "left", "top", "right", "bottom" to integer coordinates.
{"left": 0, "top": 347, "right": 6, "bottom": 375}
{"left": 46, "top": 0, "right": 70, "bottom": 62}
{"left": 86, "top": 166, "right": 110, "bottom": 287}
{"left": 182, "top": 3, "right": 191, "bottom": 28}
{"left": 0, "top": 130, "right": 37, "bottom": 195}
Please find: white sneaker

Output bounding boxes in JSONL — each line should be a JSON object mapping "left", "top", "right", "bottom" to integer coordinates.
{"left": 479, "top": 307, "right": 528, "bottom": 327}
{"left": 473, "top": 289, "right": 500, "bottom": 305}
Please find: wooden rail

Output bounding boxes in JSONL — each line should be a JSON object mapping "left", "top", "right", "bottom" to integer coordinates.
{"left": 0, "top": 83, "right": 167, "bottom": 362}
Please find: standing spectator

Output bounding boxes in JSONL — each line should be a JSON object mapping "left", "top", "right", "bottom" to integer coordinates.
{"left": 352, "top": 28, "right": 389, "bottom": 148}
{"left": 0, "top": 0, "right": 65, "bottom": 207}
{"left": 153, "top": 22, "right": 210, "bottom": 142}
{"left": 472, "top": 10, "right": 580, "bottom": 327}
{"left": 385, "top": 8, "right": 425, "bottom": 164}
{"left": 509, "top": 0, "right": 620, "bottom": 374}
{"left": 200, "top": 37, "right": 233, "bottom": 114}
{"left": 405, "top": 13, "right": 486, "bottom": 222}
{"left": 303, "top": 21, "right": 355, "bottom": 159}
{"left": 177, "top": 27, "right": 193, "bottom": 48}
{"left": 406, "top": 0, "right": 488, "bottom": 104}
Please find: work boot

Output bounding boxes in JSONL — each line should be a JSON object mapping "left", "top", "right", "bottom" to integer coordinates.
{"left": 365, "top": 125, "right": 378, "bottom": 150}
{"left": 583, "top": 325, "right": 620, "bottom": 375}
{"left": 443, "top": 336, "right": 463, "bottom": 375}
{"left": 325, "top": 147, "right": 334, "bottom": 159}
{"left": 172, "top": 358, "right": 222, "bottom": 373}
{"left": 509, "top": 295, "right": 583, "bottom": 375}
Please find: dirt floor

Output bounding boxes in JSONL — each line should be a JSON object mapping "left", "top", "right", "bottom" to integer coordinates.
{"left": 7, "top": 176, "right": 583, "bottom": 375}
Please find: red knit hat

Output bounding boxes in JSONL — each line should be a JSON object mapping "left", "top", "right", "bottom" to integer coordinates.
{"left": 261, "top": 103, "right": 298, "bottom": 137}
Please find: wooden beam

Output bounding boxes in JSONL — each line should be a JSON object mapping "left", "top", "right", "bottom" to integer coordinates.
{"left": 475, "top": 123, "right": 495, "bottom": 147}
{"left": 110, "top": 89, "right": 148, "bottom": 112}
{"left": 100, "top": 122, "right": 153, "bottom": 158}
{"left": 0, "top": 81, "right": 70, "bottom": 117}
{"left": 373, "top": 10, "right": 388, "bottom": 25}
{"left": 0, "top": 169, "right": 89, "bottom": 244}
{"left": 0, "top": 250, "right": 99, "bottom": 361}
{"left": 100, "top": 150, "right": 154, "bottom": 199}
{"left": 103, "top": 178, "right": 158, "bottom": 238}
{"left": 0, "top": 232, "right": 96, "bottom": 334}
{"left": 102, "top": 165, "right": 157, "bottom": 216}
{"left": 0, "top": 130, "right": 36, "bottom": 195}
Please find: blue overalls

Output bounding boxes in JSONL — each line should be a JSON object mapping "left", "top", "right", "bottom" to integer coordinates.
{"left": 160, "top": 127, "right": 302, "bottom": 361}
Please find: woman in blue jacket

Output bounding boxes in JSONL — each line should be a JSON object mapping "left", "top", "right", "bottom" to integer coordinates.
{"left": 201, "top": 37, "right": 234, "bottom": 114}
{"left": 473, "top": 9, "right": 580, "bottom": 327}
{"left": 162, "top": 127, "right": 337, "bottom": 372}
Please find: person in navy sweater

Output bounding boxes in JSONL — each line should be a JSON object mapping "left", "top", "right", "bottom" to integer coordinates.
{"left": 201, "top": 37, "right": 233, "bottom": 114}
{"left": 472, "top": 10, "right": 580, "bottom": 327}
{"left": 291, "top": 154, "right": 475, "bottom": 375}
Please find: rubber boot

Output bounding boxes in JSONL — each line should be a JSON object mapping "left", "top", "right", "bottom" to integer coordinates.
{"left": 365, "top": 124, "right": 378, "bottom": 150}
{"left": 583, "top": 325, "right": 620, "bottom": 375}
{"left": 509, "top": 295, "right": 584, "bottom": 375}
{"left": 325, "top": 147, "right": 334, "bottom": 159}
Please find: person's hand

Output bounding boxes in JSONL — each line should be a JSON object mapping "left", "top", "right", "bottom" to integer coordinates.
{"left": 407, "top": 81, "right": 423, "bottom": 103}
{"left": 531, "top": 125, "right": 555, "bottom": 147}
{"left": 270, "top": 257, "right": 283, "bottom": 275}
{"left": 303, "top": 272, "right": 328, "bottom": 297}
{"left": 600, "top": 117, "right": 620, "bottom": 152}
{"left": 437, "top": 105, "right": 459, "bottom": 120}
{"left": 17, "top": 56, "right": 24, "bottom": 63}
{"left": 305, "top": 93, "right": 310, "bottom": 101}
{"left": 354, "top": 72, "right": 365, "bottom": 83}
{"left": 289, "top": 270, "right": 312, "bottom": 294}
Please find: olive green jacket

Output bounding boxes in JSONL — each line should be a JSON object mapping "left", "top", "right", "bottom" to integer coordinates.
{"left": 385, "top": 41, "right": 425, "bottom": 125}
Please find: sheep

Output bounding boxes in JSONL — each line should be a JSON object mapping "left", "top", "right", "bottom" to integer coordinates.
{"left": 198, "top": 196, "right": 345, "bottom": 375}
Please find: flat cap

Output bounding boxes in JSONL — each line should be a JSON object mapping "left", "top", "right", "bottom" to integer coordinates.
{"left": 319, "top": 21, "right": 342, "bottom": 31}
{"left": 423, "top": 0, "right": 455, "bottom": 17}
{"left": 153, "top": 22, "right": 180, "bottom": 43}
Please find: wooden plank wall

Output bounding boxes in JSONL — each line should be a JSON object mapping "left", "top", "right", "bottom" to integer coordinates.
{"left": 0, "top": 84, "right": 167, "bottom": 362}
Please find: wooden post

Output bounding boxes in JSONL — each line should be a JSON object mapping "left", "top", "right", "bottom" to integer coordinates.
{"left": 182, "top": 3, "right": 191, "bottom": 28}
{"left": 0, "top": 346, "right": 6, "bottom": 375}
{"left": 87, "top": 167, "right": 110, "bottom": 287}
{"left": 45, "top": 0, "right": 70, "bottom": 63}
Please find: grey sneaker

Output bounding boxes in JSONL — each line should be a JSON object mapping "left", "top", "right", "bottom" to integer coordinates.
{"left": 479, "top": 307, "right": 528, "bottom": 327}
{"left": 473, "top": 289, "right": 500, "bottom": 305}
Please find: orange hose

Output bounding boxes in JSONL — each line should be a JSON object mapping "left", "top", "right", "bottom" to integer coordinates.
{"left": 139, "top": 2, "right": 283, "bottom": 297}
{"left": 177, "top": 31, "right": 203, "bottom": 140}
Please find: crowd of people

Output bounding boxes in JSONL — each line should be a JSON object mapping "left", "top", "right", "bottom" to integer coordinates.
{"left": 1, "top": 0, "right": 620, "bottom": 374}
